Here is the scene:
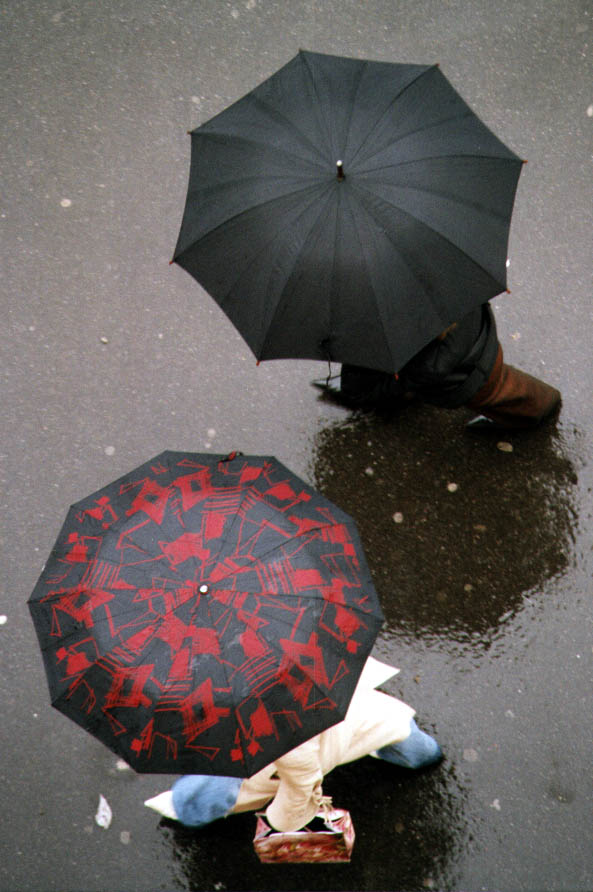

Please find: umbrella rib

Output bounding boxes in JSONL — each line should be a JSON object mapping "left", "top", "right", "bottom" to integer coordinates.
{"left": 205, "top": 460, "right": 337, "bottom": 581}
{"left": 34, "top": 560, "right": 193, "bottom": 664}
{"left": 35, "top": 594, "right": 175, "bottom": 656}
{"left": 247, "top": 92, "right": 332, "bottom": 166}
{"left": 208, "top": 534, "right": 326, "bottom": 586}
{"left": 187, "top": 171, "right": 322, "bottom": 198}
{"left": 347, "top": 184, "right": 462, "bottom": 329}
{"left": 194, "top": 130, "right": 327, "bottom": 174}
{"left": 328, "top": 182, "right": 341, "bottom": 347}
{"left": 348, "top": 64, "right": 437, "bottom": 168}
{"left": 190, "top": 588, "right": 239, "bottom": 762}
{"left": 351, "top": 181, "right": 508, "bottom": 291}
{"left": 342, "top": 60, "right": 369, "bottom": 161}
{"left": 204, "top": 586, "right": 377, "bottom": 661}
{"left": 207, "top": 525, "right": 365, "bottom": 593}
{"left": 361, "top": 152, "right": 521, "bottom": 173}
{"left": 355, "top": 170, "right": 515, "bottom": 223}
{"left": 193, "top": 184, "right": 335, "bottom": 358}
{"left": 174, "top": 181, "right": 329, "bottom": 263}
{"left": 341, "top": 187, "right": 400, "bottom": 369}
{"left": 352, "top": 109, "right": 486, "bottom": 169}
{"left": 35, "top": 548, "right": 186, "bottom": 603}
{"left": 300, "top": 51, "right": 339, "bottom": 161}
{"left": 258, "top": 187, "right": 336, "bottom": 360}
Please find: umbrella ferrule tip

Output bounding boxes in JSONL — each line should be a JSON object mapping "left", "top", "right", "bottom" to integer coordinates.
{"left": 336, "top": 160, "right": 345, "bottom": 180}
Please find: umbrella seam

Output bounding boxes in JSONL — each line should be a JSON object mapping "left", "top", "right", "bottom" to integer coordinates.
{"left": 184, "top": 171, "right": 321, "bottom": 199}
{"left": 204, "top": 525, "right": 361, "bottom": 591}
{"left": 342, "top": 60, "right": 370, "bottom": 164}
{"left": 190, "top": 130, "right": 327, "bottom": 174}
{"left": 300, "top": 50, "right": 339, "bottom": 163}
{"left": 348, "top": 64, "right": 437, "bottom": 168}
{"left": 179, "top": 183, "right": 335, "bottom": 359}
{"left": 328, "top": 184, "right": 341, "bottom": 359}
{"left": 258, "top": 187, "right": 337, "bottom": 360}
{"left": 354, "top": 174, "right": 517, "bottom": 223}
{"left": 351, "top": 109, "right": 505, "bottom": 169}
{"left": 345, "top": 184, "right": 463, "bottom": 339}
{"left": 174, "top": 182, "right": 330, "bottom": 265}
{"left": 193, "top": 579, "right": 243, "bottom": 772}
{"left": 201, "top": 457, "right": 358, "bottom": 595}
{"left": 356, "top": 153, "right": 522, "bottom": 178}
{"left": 359, "top": 150, "right": 521, "bottom": 171}
{"left": 247, "top": 93, "right": 331, "bottom": 166}
{"left": 339, "top": 186, "right": 400, "bottom": 370}
{"left": 351, "top": 181, "right": 508, "bottom": 293}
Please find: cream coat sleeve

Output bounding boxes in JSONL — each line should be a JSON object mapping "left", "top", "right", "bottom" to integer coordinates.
{"left": 265, "top": 737, "right": 324, "bottom": 832}
{"left": 231, "top": 657, "right": 415, "bottom": 826}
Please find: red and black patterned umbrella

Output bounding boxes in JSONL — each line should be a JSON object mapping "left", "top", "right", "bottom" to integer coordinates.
{"left": 28, "top": 451, "right": 383, "bottom": 777}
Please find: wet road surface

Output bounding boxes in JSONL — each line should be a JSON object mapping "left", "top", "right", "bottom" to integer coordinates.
{"left": 2, "top": 1, "right": 592, "bottom": 890}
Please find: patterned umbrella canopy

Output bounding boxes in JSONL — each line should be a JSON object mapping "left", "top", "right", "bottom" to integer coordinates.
{"left": 28, "top": 451, "right": 383, "bottom": 777}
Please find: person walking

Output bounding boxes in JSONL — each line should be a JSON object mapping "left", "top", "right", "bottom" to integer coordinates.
{"left": 327, "top": 304, "right": 561, "bottom": 430}
{"left": 144, "top": 657, "right": 442, "bottom": 831}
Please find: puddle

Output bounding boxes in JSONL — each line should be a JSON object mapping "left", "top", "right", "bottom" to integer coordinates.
{"left": 310, "top": 402, "right": 581, "bottom": 650}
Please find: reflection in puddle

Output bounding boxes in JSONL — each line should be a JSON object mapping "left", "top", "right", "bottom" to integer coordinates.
{"left": 311, "top": 403, "right": 578, "bottom": 647}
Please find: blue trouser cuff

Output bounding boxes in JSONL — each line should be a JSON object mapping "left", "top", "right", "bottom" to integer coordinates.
{"left": 172, "top": 774, "right": 242, "bottom": 828}
{"left": 375, "top": 719, "right": 443, "bottom": 769}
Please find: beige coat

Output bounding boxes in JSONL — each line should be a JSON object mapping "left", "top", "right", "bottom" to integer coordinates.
{"left": 231, "top": 657, "right": 415, "bottom": 831}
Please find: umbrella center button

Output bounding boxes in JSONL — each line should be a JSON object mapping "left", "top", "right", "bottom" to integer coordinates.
{"left": 199, "top": 583, "right": 210, "bottom": 594}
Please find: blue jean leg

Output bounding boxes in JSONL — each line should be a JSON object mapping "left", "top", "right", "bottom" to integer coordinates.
{"left": 171, "top": 774, "right": 242, "bottom": 827}
{"left": 374, "top": 719, "right": 443, "bottom": 769}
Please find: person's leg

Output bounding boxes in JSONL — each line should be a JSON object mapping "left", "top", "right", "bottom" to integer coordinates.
{"left": 372, "top": 719, "right": 443, "bottom": 769}
{"left": 466, "top": 345, "right": 561, "bottom": 429}
{"left": 145, "top": 775, "right": 242, "bottom": 827}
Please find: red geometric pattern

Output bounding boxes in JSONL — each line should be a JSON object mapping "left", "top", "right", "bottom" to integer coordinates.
{"left": 29, "top": 451, "right": 383, "bottom": 776}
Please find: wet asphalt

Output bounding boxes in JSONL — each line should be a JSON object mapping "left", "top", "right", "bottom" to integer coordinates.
{"left": 2, "top": 1, "right": 592, "bottom": 890}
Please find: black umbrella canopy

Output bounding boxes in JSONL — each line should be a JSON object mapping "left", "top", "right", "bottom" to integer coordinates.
{"left": 173, "top": 50, "right": 523, "bottom": 374}
{"left": 28, "top": 451, "right": 383, "bottom": 776}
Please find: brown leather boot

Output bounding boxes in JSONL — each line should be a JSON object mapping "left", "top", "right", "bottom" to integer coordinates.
{"left": 467, "top": 345, "right": 561, "bottom": 429}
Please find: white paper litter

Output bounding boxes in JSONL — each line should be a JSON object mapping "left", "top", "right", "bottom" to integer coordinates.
{"left": 95, "top": 794, "right": 112, "bottom": 829}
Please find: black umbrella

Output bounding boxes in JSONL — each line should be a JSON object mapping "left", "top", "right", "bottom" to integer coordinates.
{"left": 172, "top": 50, "right": 523, "bottom": 374}
{"left": 28, "top": 451, "right": 383, "bottom": 777}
